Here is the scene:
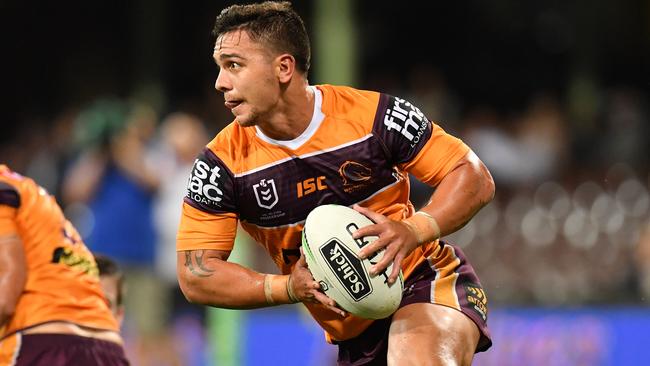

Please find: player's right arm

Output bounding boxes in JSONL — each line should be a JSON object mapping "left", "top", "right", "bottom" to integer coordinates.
{"left": 178, "top": 248, "right": 279, "bottom": 308}
{"left": 176, "top": 207, "right": 342, "bottom": 313}
{"left": 176, "top": 149, "right": 343, "bottom": 314}
{"left": 0, "top": 182, "right": 27, "bottom": 328}
{"left": 176, "top": 147, "right": 282, "bottom": 308}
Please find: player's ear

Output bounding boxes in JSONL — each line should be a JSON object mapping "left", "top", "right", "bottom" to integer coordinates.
{"left": 276, "top": 54, "right": 295, "bottom": 83}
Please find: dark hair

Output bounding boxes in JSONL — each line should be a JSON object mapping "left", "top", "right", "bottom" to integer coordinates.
{"left": 212, "top": 1, "right": 311, "bottom": 73}
{"left": 94, "top": 253, "right": 124, "bottom": 307}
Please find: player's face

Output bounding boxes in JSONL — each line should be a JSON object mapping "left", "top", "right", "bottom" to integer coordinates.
{"left": 213, "top": 30, "right": 281, "bottom": 127}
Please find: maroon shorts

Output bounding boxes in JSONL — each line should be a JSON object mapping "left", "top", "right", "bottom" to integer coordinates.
{"left": 336, "top": 241, "right": 492, "bottom": 366}
{"left": 10, "top": 333, "right": 129, "bottom": 366}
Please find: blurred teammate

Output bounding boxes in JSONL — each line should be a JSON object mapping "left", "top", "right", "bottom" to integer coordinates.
{"left": 176, "top": 2, "right": 495, "bottom": 365}
{"left": 0, "top": 165, "right": 129, "bottom": 365}
{"left": 95, "top": 254, "right": 126, "bottom": 326}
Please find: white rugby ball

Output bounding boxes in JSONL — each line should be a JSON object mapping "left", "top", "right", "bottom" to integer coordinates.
{"left": 301, "top": 204, "right": 403, "bottom": 319}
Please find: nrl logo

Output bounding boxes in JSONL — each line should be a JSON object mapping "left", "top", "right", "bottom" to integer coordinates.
{"left": 253, "top": 178, "right": 279, "bottom": 210}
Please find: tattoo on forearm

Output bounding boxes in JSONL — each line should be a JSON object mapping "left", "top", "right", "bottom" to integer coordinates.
{"left": 184, "top": 250, "right": 215, "bottom": 278}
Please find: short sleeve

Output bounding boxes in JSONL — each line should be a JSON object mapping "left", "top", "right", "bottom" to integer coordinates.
{"left": 372, "top": 94, "right": 432, "bottom": 164}
{"left": 373, "top": 94, "right": 469, "bottom": 186}
{"left": 177, "top": 148, "right": 239, "bottom": 251}
{"left": 176, "top": 203, "right": 238, "bottom": 252}
{"left": 184, "top": 148, "right": 237, "bottom": 214}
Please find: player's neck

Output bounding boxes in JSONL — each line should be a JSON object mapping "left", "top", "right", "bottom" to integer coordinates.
{"left": 257, "top": 79, "right": 314, "bottom": 141}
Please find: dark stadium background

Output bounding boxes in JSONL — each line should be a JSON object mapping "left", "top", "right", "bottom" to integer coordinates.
{"left": 1, "top": 1, "right": 649, "bottom": 365}
{"left": 4, "top": 1, "right": 647, "bottom": 131}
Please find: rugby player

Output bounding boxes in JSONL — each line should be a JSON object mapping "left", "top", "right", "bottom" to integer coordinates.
{"left": 177, "top": 2, "right": 495, "bottom": 364}
{"left": 0, "top": 165, "right": 128, "bottom": 365}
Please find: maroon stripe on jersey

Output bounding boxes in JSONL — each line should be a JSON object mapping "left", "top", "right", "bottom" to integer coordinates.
{"left": 0, "top": 182, "right": 20, "bottom": 208}
{"left": 237, "top": 136, "right": 398, "bottom": 227}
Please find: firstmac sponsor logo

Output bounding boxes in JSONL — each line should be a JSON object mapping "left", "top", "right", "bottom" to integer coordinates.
{"left": 187, "top": 157, "right": 223, "bottom": 208}
{"left": 383, "top": 96, "right": 428, "bottom": 148}
{"left": 321, "top": 238, "right": 372, "bottom": 301}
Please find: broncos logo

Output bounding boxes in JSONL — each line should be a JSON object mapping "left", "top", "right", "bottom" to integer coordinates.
{"left": 339, "top": 161, "right": 372, "bottom": 193}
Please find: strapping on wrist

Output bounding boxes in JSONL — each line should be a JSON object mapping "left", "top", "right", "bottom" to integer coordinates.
{"left": 264, "top": 274, "right": 296, "bottom": 305}
{"left": 402, "top": 211, "right": 441, "bottom": 244}
{"left": 263, "top": 274, "right": 276, "bottom": 305}
{"left": 286, "top": 274, "right": 299, "bottom": 303}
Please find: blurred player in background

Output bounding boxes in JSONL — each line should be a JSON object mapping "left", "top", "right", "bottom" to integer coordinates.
{"left": 0, "top": 165, "right": 129, "bottom": 365}
{"left": 95, "top": 254, "right": 126, "bottom": 326}
{"left": 176, "top": 2, "right": 494, "bottom": 365}
{"left": 62, "top": 100, "right": 166, "bottom": 366}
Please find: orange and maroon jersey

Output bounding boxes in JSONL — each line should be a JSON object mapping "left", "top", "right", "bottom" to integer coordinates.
{"left": 177, "top": 84, "right": 469, "bottom": 341}
{"left": 0, "top": 165, "right": 118, "bottom": 339}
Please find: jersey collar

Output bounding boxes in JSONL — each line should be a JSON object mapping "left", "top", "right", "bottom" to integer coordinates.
{"left": 255, "top": 85, "right": 324, "bottom": 150}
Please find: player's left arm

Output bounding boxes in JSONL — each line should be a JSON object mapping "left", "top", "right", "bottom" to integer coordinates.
{"left": 411, "top": 150, "right": 494, "bottom": 237}
{"left": 355, "top": 151, "right": 494, "bottom": 283}
{"left": 354, "top": 95, "right": 494, "bottom": 283}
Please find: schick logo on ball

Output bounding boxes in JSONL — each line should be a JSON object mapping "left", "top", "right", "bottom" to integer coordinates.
{"left": 321, "top": 239, "right": 372, "bottom": 301}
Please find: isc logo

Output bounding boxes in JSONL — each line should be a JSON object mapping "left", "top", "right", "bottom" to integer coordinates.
{"left": 297, "top": 176, "right": 327, "bottom": 198}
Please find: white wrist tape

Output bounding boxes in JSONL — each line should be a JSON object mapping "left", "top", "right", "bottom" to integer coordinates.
{"left": 402, "top": 211, "right": 441, "bottom": 244}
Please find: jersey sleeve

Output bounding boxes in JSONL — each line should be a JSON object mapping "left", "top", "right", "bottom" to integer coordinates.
{"left": 373, "top": 94, "right": 469, "bottom": 186}
{"left": 177, "top": 147, "right": 239, "bottom": 252}
{"left": 184, "top": 148, "right": 237, "bottom": 214}
{"left": 0, "top": 181, "right": 19, "bottom": 236}
{"left": 176, "top": 203, "right": 238, "bottom": 251}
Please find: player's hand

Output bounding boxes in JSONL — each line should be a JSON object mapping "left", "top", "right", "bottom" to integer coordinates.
{"left": 290, "top": 247, "right": 347, "bottom": 317}
{"left": 352, "top": 204, "right": 419, "bottom": 285}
